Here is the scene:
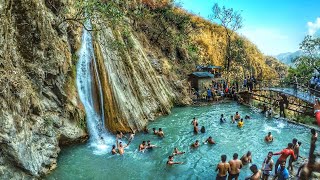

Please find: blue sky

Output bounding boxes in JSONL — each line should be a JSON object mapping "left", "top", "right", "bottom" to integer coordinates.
{"left": 178, "top": 0, "right": 320, "bottom": 55}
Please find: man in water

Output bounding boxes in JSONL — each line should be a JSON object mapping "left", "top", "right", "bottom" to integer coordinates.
{"left": 261, "top": 152, "right": 274, "bottom": 180}
{"left": 266, "top": 107, "right": 273, "bottom": 117}
{"left": 166, "top": 155, "right": 183, "bottom": 165}
{"left": 240, "top": 151, "right": 252, "bottom": 165}
{"left": 264, "top": 132, "right": 273, "bottom": 142}
{"left": 127, "top": 130, "right": 135, "bottom": 145}
{"left": 231, "top": 115, "right": 235, "bottom": 124}
{"left": 245, "top": 164, "right": 261, "bottom": 180}
{"left": 191, "top": 117, "right": 198, "bottom": 127}
{"left": 261, "top": 104, "right": 267, "bottom": 114}
{"left": 172, "top": 147, "right": 185, "bottom": 156}
{"left": 234, "top": 112, "right": 241, "bottom": 121}
{"left": 237, "top": 119, "right": 244, "bottom": 128}
{"left": 273, "top": 161, "right": 289, "bottom": 180}
{"left": 111, "top": 145, "right": 117, "bottom": 155}
{"left": 288, "top": 138, "right": 299, "bottom": 171}
{"left": 200, "top": 126, "right": 206, "bottom": 133}
{"left": 194, "top": 124, "right": 199, "bottom": 134}
{"left": 220, "top": 114, "right": 226, "bottom": 123}
{"left": 158, "top": 128, "right": 164, "bottom": 137}
{"left": 273, "top": 143, "right": 295, "bottom": 174}
{"left": 146, "top": 140, "right": 158, "bottom": 149}
{"left": 139, "top": 141, "right": 146, "bottom": 152}
{"left": 215, "top": 155, "right": 230, "bottom": 180}
{"left": 245, "top": 115, "right": 251, "bottom": 119}
{"left": 228, "top": 153, "right": 243, "bottom": 180}
{"left": 152, "top": 128, "right": 158, "bottom": 135}
{"left": 191, "top": 140, "right": 200, "bottom": 148}
{"left": 204, "top": 136, "right": 216, "bottom": 144}
{"left": 314, "top": 98, "right": 320, "bottom": 126}
{"left": 117, "top": 140, "right": 128, "bottom": 155}
{"left": 116, "top": 131, "right": 124, "bottom": 139}
{"left": 311, "top": 128, "right": 318, "bottom": 144}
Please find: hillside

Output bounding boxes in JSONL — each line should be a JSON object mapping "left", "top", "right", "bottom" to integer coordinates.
{"left": 275, "top": 50, "right": 304, "bottom": 66}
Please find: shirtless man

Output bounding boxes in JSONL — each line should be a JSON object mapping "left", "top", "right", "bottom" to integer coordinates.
{"left": 158, "top": 128, "right": 165, "bottom": 137}
{"left": 228, "top": 153, "right": 243, "bottom": 180}
{"left": 204, "top": 136, "right": 216, "bottom": 144}
{"left": 264, "top": 132, "right": 273, "bottom": 142}
{"left": 146, "top": 140, "right": 157, "bottom": 149}
{"left": 311, "top": 128, "right": 318, "bottom": 144}
{"left": 234, "top": 112, "right": 241, "bottom": 121}
{"left": 194, "top": 124, "right": 199, "bottom": 134}
{"left": 173, "top": 147, "right": 185, "bottom": 156}
{"left": 288, "top": 138, "right": 299, "bottom": 171}
{"left": 117, "top": 140, "right": 128, "bottom": 155}
{"left": 273, "top": 143, "right": 295, "bottom": 174}
{"left": 166, "top": 155, "right": 183, "bottom": 165}
{"left": 191, "top": 140, "right": 200, "bottom": 148}
{"left": 261, "top": 152, "right": 274, "bottom": 180}
{"left": 116, "top": 131, "right": 124, "bottom": 139}
{"left": 139, "top": 141, "right": 146, "bottom": 152}
{"left": 152, "top": 128, "right": 158, "bottom": 135}
{"left": 127, "top": 130, "right": 135, "bottom": 145}
{"left": 245, "top": 164, "right": 261, "bottom": 180}
{"left": 241, "top": 151, "right": 252, "bottom": 165}
{"left": 111, "top": 145, "right": 117, "bottom": 155}
{"left": 215, "top": 155, "right": 230, "bottom": 180}
{"left": 191, "top": 117, "right": 198, "bottom": 127}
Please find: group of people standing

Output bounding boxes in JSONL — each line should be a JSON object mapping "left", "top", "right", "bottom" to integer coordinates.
{"left": 243, "top": 76, "right": 257, "bottom": 92}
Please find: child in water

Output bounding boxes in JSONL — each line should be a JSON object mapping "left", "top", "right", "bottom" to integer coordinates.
{"left": 238, "top": 119, "right": 244, "bottom": 128}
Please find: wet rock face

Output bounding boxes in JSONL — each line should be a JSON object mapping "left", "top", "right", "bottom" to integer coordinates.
{"left": 0, "top": 0, "right": 86, "bottom": 178}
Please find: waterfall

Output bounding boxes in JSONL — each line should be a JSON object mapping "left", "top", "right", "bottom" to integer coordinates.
{"left": 76, "top": 21, "right": 112, "bottom": 154}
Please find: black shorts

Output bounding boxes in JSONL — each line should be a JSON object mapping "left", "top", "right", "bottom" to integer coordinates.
{"left": 229, "top": 173, "right": 239, "bottom": 179}
{"left": 216, "top": 175, "right": 227, "bottom": 180}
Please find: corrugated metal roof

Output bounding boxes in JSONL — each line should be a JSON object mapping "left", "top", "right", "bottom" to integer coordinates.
{"left": 189, "top": 72, "right": 214, "bottom": 78}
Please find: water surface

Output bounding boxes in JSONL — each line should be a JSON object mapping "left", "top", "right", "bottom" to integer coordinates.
{"left": 48, "top": 102, "right": 318, "bottom": 179}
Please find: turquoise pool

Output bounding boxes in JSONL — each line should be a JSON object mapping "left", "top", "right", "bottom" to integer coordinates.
{"left": 47, "top": 102, "right": 317, "bottom": 179}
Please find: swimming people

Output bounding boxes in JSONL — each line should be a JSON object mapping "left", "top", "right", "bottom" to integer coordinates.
{"left": 116, "top": 131, "right": 124, "bottom": 139}
{"left": 191, "top": 140, "right": 200, "bottom": 148}
{"left": 261, "top": 152, "right": 274, "bottom": 180}
{"left": 231, "top": 115, "right": 235, "bottom": 124}
{"left": 191, "top": 117, "right": 198, "bottom": 127}
{"left": 200, "top": 126, "right": 206, "bottom": 133}
{"left": 152, "top": 128, "right": 158, "bottom": 135}
{"left": 194, "top": 124, "right": 199, "bottom": 134}
{"left": 166, "top": 155, "right": 183, "bottom": 165}
{"left": 117, "top": 140, "right": 128, "bottom": 155}
{"left": 241, "top": 151, "right": 252, "bottom": 165}
{"left": 215, "top": 155, "right": 230, "bottom": 180}
{"left": 220, "top": 114, "right": 226, "bottom": 123}
{"left": 158, "top": 128, "right": 165, "bottom": 137}
{"left": 172, "top": 147, "right": 185, "bottom": 156}
{"left": 127, "top": 130, "right": 135, "bottom": 145}
{"left": 235, "top": 112, "right": 241, "bottom": 121}
{"left": 111, "top": 145, "right": 117, "bottom": 155}
{"left": 228, "top": 153, "right": 243, "bottom": 180}
{"left": 139, "top": 141, "right": 146, "bottom": 152}
{"left": 264, "top": 132, "right": 273, "bottom": 142}
{"left": 146, "top": 140, "right": 158, "bottom": 149}
{"left": 204, "top": 136, "right": 215, "bottom": 144}
{"left": 237, "top": 119, "right": 244, "bottom": 128}
{"left": 273, "top": 143, "right": 295, "bottom": 174}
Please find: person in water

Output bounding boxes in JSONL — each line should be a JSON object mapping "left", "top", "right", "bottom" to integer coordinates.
{"left": 191, "top": 117, "right": 198, "bottom": 127}
{"left": 237, "top": 119, "right": 244, "bottom": 128}
{"left": 111, "top": 145, "right": 117, "bottom": 155}
{"left": 127, "top": 130, "right": 136, "bottom": 145}
{"left": 261, "top": 104, "right": 267, "bottom": 114}
{"left": 241, "top": 151, "right": 252, "bottom": 165}
{"left": 228, "top": 153, "right": 243, "bottom": 180}
{"left": 194, "top": 124, "right": 199, "bottom": 134}
{"left": 261, "top": 151, "right": 274, "bottom": 180}
{"left": 191, "top": 140, "right": 200, "bottom": 148}
{"left": 172, "top": 147, "right": 185, "bottom": 156}
{"left": 264, "top": 132, "right": 273, "bottom": 142}
{"left": 273, "top": 161, "right": 289, "bottom": 180}
{"left": 235, "top": 112, "right": 241, "bottom": 121}
{"left": 311, "top": 128, "right": 318, "bottom": 144}
{"left": 116, "top": 131, "right": 124, "bottom": 139}
{"left": 166, "top": 155, "right": 183, "bottom": 165}
{"left": 215, "top": 155, "right": 230, "bottom": 180}
{"left": 231, "top": 115, "right": 235, "bottom": 124}
{"left": 220, "top": 114, "right": 226, "bottom": 123}
{"left": 200, "top": 126, "right": 206, "bottom": 133}
{"left": 158, "top": 128, "right": 164, "bottom": 137}
{"left": 139, "top": 141, "right": 146, "bottom": 152}
{"left": 204, "top": 136, "right": 216, "bottom": 144}
{"left": 245, "top": 164, "right": 261, "bottom": 180}
{"left": 152, "top": 128, "right": 158, "bottom": 135}
{"left": 288, "top": 138, "right": 299, "bottom": 171}
{"left": 245, "top": 115, "right": 251, "bottom": 119}
{"left": 117, "top": 140, "right": 128, "bottom": 155}
{"left": 273, "top": 143, "right": 295, "bottom": 174}
{"left": 146, "top": 140, "right": 158, "bottom": 149}
{"left": 143, "top": 126, "right": 149, "bottom": 134}
{"left": 314, "top": 98, "right": 320, "bottom": 126}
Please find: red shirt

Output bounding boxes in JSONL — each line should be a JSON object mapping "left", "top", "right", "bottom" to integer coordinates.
{"left": 274, "top": 148, "right": 295, "bottom": 161}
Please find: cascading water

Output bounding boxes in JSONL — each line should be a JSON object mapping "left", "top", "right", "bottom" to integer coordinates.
{"left": 76, "top": 21, "right": 113, "bottom": 154}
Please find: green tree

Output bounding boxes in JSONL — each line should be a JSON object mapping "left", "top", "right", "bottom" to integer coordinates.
{"left": 210, "top": 3, "right": 243, "bottom": 74}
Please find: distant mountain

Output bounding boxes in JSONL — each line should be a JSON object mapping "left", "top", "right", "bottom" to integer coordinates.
{"left": 274, "top": 50, "right": 304, "bottom": 66}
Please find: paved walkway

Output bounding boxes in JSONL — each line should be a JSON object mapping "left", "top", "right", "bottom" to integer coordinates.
{"left": 255, "top": 87, "right": 317, "bottom": 104}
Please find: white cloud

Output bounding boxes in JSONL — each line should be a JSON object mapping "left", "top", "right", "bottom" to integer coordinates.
{"left": 239, "top": 27, "right": 298, "bottom": 55}
{"left": 307, "top": 17, "right": 320, "bottom": 36}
